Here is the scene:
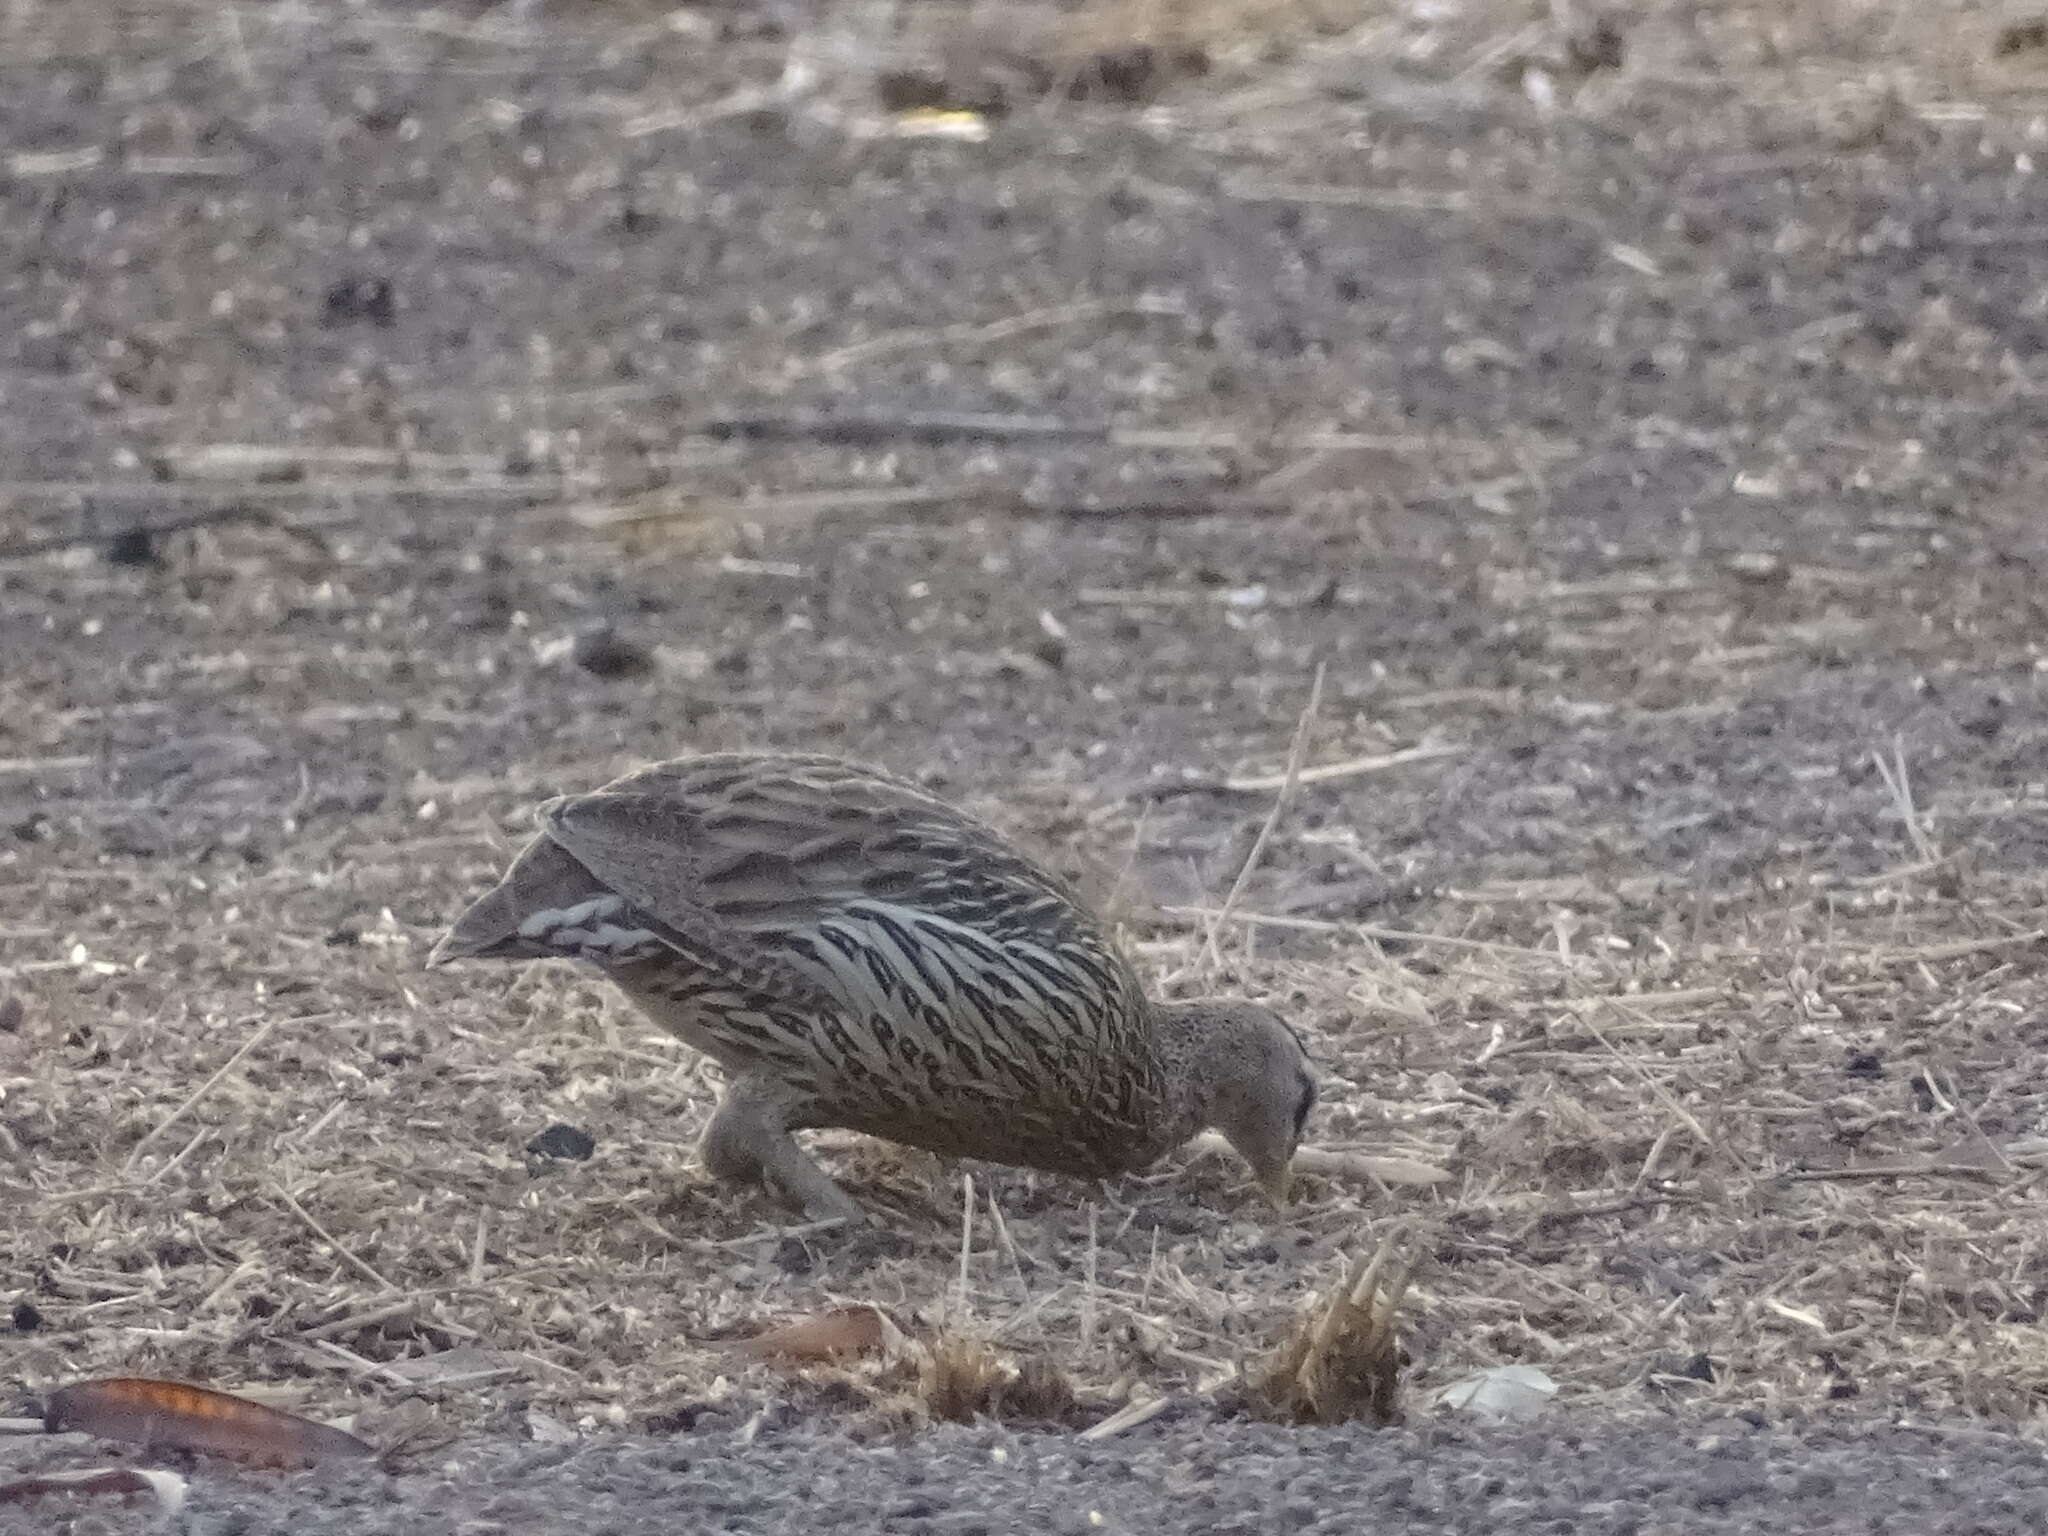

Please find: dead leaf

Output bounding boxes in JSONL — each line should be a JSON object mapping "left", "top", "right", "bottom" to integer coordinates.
{"left": 1433, "top": 1364, "right": 1557, "bottom": 1424}
{"left": 735, "top": 1306, "right": 887, "bottom": 1363}
{"left": 43, "top": 1377, "right": 374, "bottom": 1466}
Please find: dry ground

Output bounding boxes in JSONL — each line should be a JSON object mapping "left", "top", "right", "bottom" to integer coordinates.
{"left": 5, "top": 0, "right": 2048, "bottom": 1463}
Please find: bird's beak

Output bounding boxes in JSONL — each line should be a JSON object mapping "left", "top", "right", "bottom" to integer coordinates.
{"left": 1258, "top": 1163, "right": 1295, "bottom": 1208}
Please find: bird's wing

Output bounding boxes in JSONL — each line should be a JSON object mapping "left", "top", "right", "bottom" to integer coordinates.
{"left": 539, "top": 774, "right": 1148, "bottom": 1070}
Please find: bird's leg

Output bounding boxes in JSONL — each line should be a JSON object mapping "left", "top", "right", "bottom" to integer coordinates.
{"left": 700, "top": 1075, "right": 867, "bottom": 1225}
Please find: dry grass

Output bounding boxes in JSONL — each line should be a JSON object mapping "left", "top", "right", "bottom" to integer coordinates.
{"left": 9, "top": 759, "right": 2048, "bottom": 1442}
{"left": 874, "top": 0, "right": 2048, "bottom": 151}
{"left": 915, "top": 1333, "right": 1080, "bottom": 1426}
{"left": 1254, "top": 1226, "right": 1416, "bottom": 1425}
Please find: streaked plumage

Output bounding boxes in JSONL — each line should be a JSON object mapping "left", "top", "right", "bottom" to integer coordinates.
{"left": 429, "top": 752, "right": 1315, "bottom": 1222}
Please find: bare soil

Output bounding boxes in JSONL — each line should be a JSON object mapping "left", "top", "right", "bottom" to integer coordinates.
{"left": 5, "top": 0, "right": 2048, "bottom": 1522}
{"left": 20, "top": 1415, "right": 2048, "bottom": 1536}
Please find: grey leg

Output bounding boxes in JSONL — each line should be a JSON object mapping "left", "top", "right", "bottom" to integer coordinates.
{"left": 700, "top": 1075, "right": 867, "bottom": 1225}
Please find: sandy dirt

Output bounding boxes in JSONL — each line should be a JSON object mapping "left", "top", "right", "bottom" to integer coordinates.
{"left": 5, "top": 0, "right": 2048, "bottom": 1528}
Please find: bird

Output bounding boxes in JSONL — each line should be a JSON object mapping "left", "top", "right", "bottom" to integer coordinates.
{"left": 427, "top": 751, "right": 1316, "bottom": 1224}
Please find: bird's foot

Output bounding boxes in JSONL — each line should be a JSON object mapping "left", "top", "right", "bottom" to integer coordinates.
{"left": 702, "top": 1076, "right": 870, "bottom": 1226}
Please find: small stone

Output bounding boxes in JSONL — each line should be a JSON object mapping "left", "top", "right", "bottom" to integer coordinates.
{"left": 526, "top": 1123, "right": 597, "bottom": 1163}
{"left": 772, "top": 1236, "right": 815, "bottom": 1276}
{"left": 571, "top": 625, "right": 654, "bottom": 679}
{"left": 323, "top": 275, "right": 396, "bottom": 327}
{"left": 104, "top": 528, "right": 161, "bottom": 567}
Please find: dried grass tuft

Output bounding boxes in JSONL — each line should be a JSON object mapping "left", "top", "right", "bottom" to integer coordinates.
{"left": 915, "top": 1332, "right": 1078, "bottom": 1425}
{"left": 1253, "top": 1227, "right": 1417, "bottom": 1427}
{"left": 917, "top": 1332, "right": 1009, "bottom": 1423}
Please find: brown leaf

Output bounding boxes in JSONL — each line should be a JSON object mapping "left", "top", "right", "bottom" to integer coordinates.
{"left": 43, "top": 1377, "right": 374, "bottom": 1467}
{"left": 735, "top": 1306, "right": 887, "bottom": 1364}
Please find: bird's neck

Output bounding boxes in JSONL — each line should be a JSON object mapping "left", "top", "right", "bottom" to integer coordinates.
{"left": 1138, "top": 1001, "right": 1213, "bottom": 1151}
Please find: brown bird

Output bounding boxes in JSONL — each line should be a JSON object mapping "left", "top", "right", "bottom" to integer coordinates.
{"left": 428, "top": 752, "right": 1315, "bottom": 1223}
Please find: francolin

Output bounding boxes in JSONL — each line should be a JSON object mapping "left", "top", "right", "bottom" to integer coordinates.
{"left": 429, "top": 752, "right": 1315, "bottom": 1223}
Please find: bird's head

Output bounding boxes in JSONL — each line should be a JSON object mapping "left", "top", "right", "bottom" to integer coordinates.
{"left": 1157, "top": 999, "right": 1317, "bottom": 1206}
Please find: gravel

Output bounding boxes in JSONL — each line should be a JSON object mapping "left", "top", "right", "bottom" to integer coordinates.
{"left": 9, "top": 1415, "right": 2046, "bottom": 1535}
